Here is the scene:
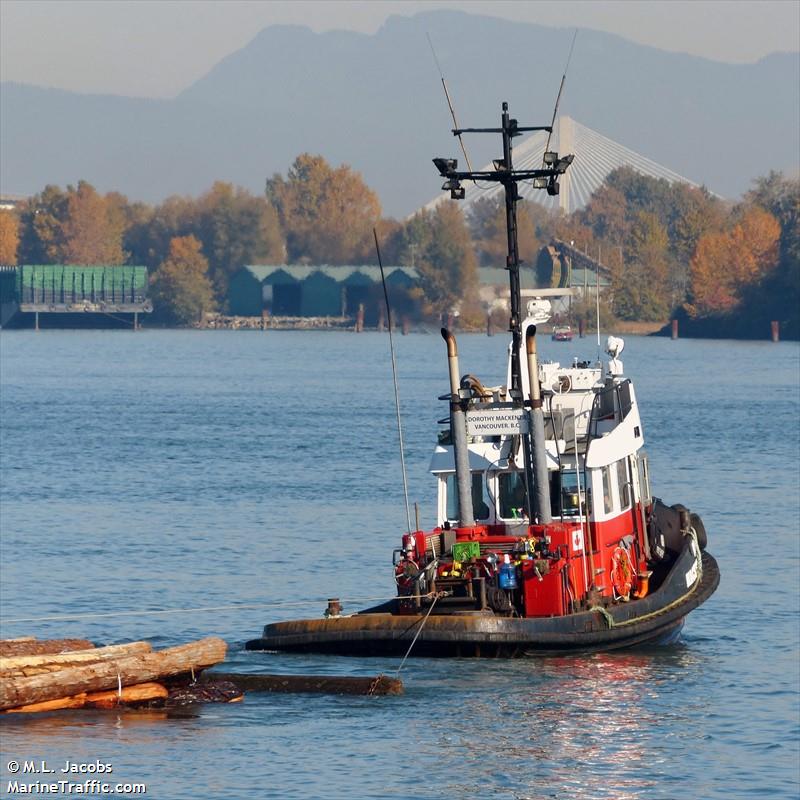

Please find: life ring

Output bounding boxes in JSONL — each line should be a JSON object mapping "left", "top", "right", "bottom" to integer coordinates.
{"left": 552, "top": 375, "right": 571, "bottom": 394}
{"left": 395, "top": 559, "right": 418, "bottom": 591}
{"left": 611, "top": 546, "right": 633, "bottom": 600}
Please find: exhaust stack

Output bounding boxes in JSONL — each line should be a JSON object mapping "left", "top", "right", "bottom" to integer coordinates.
{"left": 441, "top": 329, "right": 475, "bottom": 528}
{"left": 526, "top": 325, "right": 552, "bottom": 524}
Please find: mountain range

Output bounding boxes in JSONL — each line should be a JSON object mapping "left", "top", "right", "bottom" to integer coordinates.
{"left": 1, "top": 10, "right": 797, "bottom": 217}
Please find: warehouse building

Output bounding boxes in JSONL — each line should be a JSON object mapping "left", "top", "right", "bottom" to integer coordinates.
{"left": 228, "top": 265, "right": 419, "bottom": 322}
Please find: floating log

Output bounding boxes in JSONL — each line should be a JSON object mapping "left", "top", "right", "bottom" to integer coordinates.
{"left": 166, "top": 680, "right": 243, "bottom": 706}
{"left": 0, "top": 637, "right": 227, "bottom": 711}
{"left": 85, "top": 682, "right": 169, "bottom": 709}
{"left": 5, "top": 694, "right": 88, "bottom": 714}
{"left": 202, "top": 671, "right": 403, "bottom": 696}
{"left": 0, "top": 639, "right": 94, "bottom": 658}
{"left": 0, "top": 642, "right": 152, "bottom": 677}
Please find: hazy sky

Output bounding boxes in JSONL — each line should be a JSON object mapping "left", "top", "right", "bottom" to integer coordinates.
{"left": 1, "top": 0, "right": 798, "bottom": 98}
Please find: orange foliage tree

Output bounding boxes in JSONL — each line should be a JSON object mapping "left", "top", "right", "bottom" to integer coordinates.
{"left": 687, "top": 206, "right": 780, "bottom": 316}
{"left": 267, "top": 154, "right": 381, "bottom": 264}
{"left": 150, "top": 235, "right": 216, "bottom": 325}
{"left": 61, "top": 181, "right": 126, "bottom": 264}
{"left": 0, "top": 211, "right": 20, "bottom": 263}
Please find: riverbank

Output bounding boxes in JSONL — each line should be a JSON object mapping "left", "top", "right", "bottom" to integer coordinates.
{"left": 192, "top": 314, "right": 667, "bottom": 336}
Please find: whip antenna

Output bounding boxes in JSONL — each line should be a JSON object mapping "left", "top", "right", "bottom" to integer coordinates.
{"left": 374, "top": 229, "right": 413, "bottom": 535}
{"left": 427, "top": 32, "right": 475, "bottom": 174}
{"left": 542, "top": 29, "right": 578, "bottom": 166}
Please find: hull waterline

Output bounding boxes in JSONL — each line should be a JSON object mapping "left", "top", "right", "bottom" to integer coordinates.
{"left": 247, "top": 548, "right": 718, "bottom": 658}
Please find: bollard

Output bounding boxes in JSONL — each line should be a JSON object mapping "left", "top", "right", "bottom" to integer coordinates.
{"left": 487, "top": 314, "right": 493, "bottom": 337}
{"left": 578, "top": 319, "right": 585, "bottom": 338}
{"left": 671, "top": 319, "right": 678, "bottom": 340}
{"left": 771, "top": 320, "right": 779, "bottom": 343}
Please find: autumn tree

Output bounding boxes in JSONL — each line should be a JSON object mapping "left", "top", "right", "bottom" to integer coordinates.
{"left": 740, "top": 172, "right": 800, "bottom": 334}
{"left": 17, "top": 182, "right": 126, "bottom": 265}
{"left": 124, "top": 195, "right": 199, "bottom": 270}
{"left": 469, "top": 197, "right": 540, "bottom": 267}
{"left": 195, "top": 182, "right": 285, "bottom": 300}
{"left": 150, "top": 235, "right": 215, "bottom": 325}
{"left": 0, "top": 211, "right": 20, "bottom": 263}
{"left": 17, "top": 185, "right": 69, "bottom": 263}
{"left": 125, "top": 184, "right": 285, "bottom": 308}
{"left": 580, "top": 185, "right": 628, "bottom": 246}
{"left": 60, "top": 181, "right": 126, "bottom": 264}
{"left": 687, "top": 206, "right": 780, "bottom": 317}
{"left": 267, "top": 154, "right": 381, "bottom": 264}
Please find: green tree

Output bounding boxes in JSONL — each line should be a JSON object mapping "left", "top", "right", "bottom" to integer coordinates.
{"left": 414, "top": 202, "right": 479, "bottom": 317}
{"left": 613, "top": 211, "right": 671, "bottom": 321}
{"left": 267, "top": 154, "right": 381, "bottom": 264}
{"left": 150, "top": 235, "right": 215, "bottom": 325}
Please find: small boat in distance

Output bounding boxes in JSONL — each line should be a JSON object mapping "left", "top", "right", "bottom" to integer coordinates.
{"left": 552, "top": 324, "right": 574, "bottom": 341}
{"left": 247, "top": 102, "right": 719, "bottom": 658}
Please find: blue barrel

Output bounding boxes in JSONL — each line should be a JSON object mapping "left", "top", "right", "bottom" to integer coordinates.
{"left": 498, "top": 562, "right": 518, "bottom": 590}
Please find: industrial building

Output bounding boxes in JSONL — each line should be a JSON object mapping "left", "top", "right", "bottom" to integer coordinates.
{"left": 227, "top": 265, "right": 419, "bottom": 322}
{"left": 0, "top": 264, "right": 151, "bottom": 329}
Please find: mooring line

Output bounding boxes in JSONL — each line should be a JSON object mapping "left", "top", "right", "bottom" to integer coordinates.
{"left": 395, "top": 593, "right": 443, "bottom": 676}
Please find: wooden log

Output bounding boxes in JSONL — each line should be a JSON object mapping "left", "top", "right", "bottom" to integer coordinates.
{"left": 0, "top": 639, "right": 94, "bottom": 658}
{"left": 85, "top": 682, "right": 168, "bottom": 709}
{"left": 0, "top": 642, "right": 152, "bottom": 675}
{"left": 0, "top": 637, "right": 227, "bottom": 711}
{"left": 4, "top": 694, "right": 88, "bottom": 713}
{"left": 201, "top": 671, "right": 404, "bottom": 696}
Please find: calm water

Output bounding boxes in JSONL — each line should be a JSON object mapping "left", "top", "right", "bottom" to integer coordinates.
{"left": 1, "top": 330, "right": 798, "bottom": 800}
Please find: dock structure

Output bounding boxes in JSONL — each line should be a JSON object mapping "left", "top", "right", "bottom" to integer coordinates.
{"left": 0, "top": 265, "right": 152, "bottom": 329}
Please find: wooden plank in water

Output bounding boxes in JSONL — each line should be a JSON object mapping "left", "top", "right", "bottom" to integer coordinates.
{"left": 203, "top": 672, "right": 403, "bottom": 696}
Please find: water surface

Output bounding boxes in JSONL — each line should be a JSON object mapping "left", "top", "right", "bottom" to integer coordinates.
{"left": 1, "top": 330, "right": 798, "bottom": 799}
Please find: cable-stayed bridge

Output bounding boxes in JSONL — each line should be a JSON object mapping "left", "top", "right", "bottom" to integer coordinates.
{"left": 422, "top": 116, "right": 706, "bottom": 216}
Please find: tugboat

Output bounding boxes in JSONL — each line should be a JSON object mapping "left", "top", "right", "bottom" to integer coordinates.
{"left": 247, "top": 102, "right": 719, "bottom": 657}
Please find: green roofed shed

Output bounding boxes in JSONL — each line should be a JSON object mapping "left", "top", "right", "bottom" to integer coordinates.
{"left": 228, "top": 265, "right": 419, "bottom": 318}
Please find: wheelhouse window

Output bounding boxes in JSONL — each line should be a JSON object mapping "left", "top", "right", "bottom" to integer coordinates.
{"left": 551, "top": 469, "right": 583, "bottom": 517}
{"left": 499, "top": 471, "right": 527, "bottom": 519}
{"left": 616, "top": 459, "right": 631, "bottom": 509}
{"left": 601, "top": 466, "right": 614, "bottom": 514}
{"left": 446, "top": 472, "right": 490, "bottom": 522}
{"left": 638, "top": 454, "right": 652, "bottom": 506}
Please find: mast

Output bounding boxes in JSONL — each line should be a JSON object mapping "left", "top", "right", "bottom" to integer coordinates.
{"left": 433, "top": 101, "right": 574, "bottom": 523}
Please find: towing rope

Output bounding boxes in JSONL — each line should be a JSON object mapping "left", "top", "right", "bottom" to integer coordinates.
{"left": 395, "top": 592, "right": 446, "bottom": 676}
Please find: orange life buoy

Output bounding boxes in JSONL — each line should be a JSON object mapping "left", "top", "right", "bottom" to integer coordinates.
{"left": 611, "top": 546, "right": 633, "bottom": 600}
